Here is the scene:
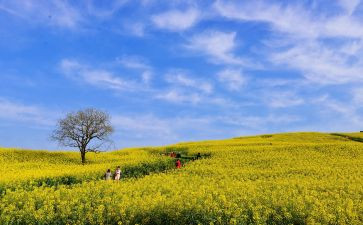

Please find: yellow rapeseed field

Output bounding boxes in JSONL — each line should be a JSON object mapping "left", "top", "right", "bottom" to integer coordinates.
{"left": 0, "top": 132, "right": 362, "bottom": 224}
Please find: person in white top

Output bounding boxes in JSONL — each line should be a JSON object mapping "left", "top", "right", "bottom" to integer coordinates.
{"left": 114, "top": 166, "right": 121, "bottom": 181}
{"left": 104, "top": 169, "right": 112, "bottom": 180}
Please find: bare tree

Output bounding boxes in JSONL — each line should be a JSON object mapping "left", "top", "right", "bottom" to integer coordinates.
{"left": 51, "top": 108, "right": 114, "bottom": 164}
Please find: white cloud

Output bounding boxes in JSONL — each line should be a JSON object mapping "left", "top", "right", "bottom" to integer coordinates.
{"left": 313, "top": 95, "right": 363, "bottom": 128}
{"left": 270, "top": 41, "right": 363, "bottom": 84}
{"left": 214, "top": 0, "right": 363, "bottom": 39}
{"left": 0, "top": 98, "right": 55, "bottom": 126}
{"left": 0, "top": 4, "right": 24, "bottom": 18}
{"left": 0, "top": 0, "right": 83, "bottom": 29}
{"left": 154, "top": 89, "right": 233, "bottom": 106}
{"left": 117, "top": 55, "right": 151, "bottom": 70}
{"left": 352, "top": 88, "right": 363, "bottom": 104}
{"left": 338, "top": 0, "right": 361, "bottom": 15}
{"left": 151, "top": 8, "right": 200, "bottom": 31}
{"left": 117, "top": 55, "right": 153, "bottom": 83}
{"left": 85, "top": 0, "right": 129, "bottom": 19}
{"left": 112, "top": 113, "right": 217, "bottom": 143}
{"left": 186, "top": 30, "right": 249, "bottom": 65}
{"left": 214, "top": 1, "right": 319, "bottom": 38}
{"left": 60, "top": 59, "right": 138, "bottom": 91}
{"left": 110, "top": 113, "right": 228, "bottom": 146}
{"left": 256, "top": 78, "right": 307, "bottom": 88}
{"left": 124, "top": 22, "right": 145, "bottom": 37}
{"left": 154, "top": 89, "right": 235, "bottom": 107}
{"left": 323, "top": 16, "right": 363, "bottom": 39}
{"left": 217, "top": 69, "right": 246, "bottom": 91}
{"left": 264, "top": 91, "right": 304, "bottom": 108}
{"left": 85, "top": 70, "right": 131, "bottom": 90}
{"left": 155, "top": 90, "right": 202, "bottom": 104}
{"left": 112, "top": 114, "right": 172, "bottom": 137}
{"left": 339, "top": 40, "right": 363, "bottom": 56}
{"left": 141, "top": 71, "right": 153, "bottom": 84}
{"left": 165, "top": 72, "right": 213, "bottom": 94}
{"left": 214, "top": 0, "right": 363, "bottom": 84}
{"left": 0, "top": 0, "right": 130, "bottom": 29}
{"left": 220, "top": 114, "right": 301, "bottom": 129}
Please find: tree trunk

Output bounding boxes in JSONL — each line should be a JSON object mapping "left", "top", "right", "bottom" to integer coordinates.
{"left": 81, "top": 150, "right": 86, "bottom": 164}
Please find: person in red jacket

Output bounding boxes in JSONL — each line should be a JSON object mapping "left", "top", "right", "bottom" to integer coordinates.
{"left": 175, "top": 159, "right": 181, "bottom": 169}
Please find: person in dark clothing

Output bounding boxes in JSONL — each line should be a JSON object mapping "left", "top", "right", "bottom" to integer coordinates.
{"left": 196, "top": 152, "right": 201, "bottom": 160}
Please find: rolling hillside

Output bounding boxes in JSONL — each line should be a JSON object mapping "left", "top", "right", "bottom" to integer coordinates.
{"left": 0, "top": 132, "right": 362, "bottom": 224}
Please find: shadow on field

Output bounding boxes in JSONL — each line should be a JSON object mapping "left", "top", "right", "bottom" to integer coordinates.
{"left": 331, "top": 133, "right": 363, "bottom": 143}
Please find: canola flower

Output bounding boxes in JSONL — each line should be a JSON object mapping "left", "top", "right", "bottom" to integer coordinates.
{"left": 0, "top": 132, "right": 362, "bottom": 224}
{"left": 0, "top": 148, "right": 174, "bottom": 192}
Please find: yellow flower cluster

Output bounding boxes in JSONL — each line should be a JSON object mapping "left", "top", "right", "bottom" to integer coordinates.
{"left": 0, "top": 132, "right": 362, "bottom": 224}
{"left": 0, "top": 148, "right": 172, "bottom": 189}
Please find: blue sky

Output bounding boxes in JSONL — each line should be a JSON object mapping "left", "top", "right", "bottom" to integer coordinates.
{"left": 0, "top": 0, "right": 363, "bottom": 150}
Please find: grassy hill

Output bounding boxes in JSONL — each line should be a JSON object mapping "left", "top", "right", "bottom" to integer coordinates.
{"left": 0, "top": 132, "right": 362, "bottom": 224}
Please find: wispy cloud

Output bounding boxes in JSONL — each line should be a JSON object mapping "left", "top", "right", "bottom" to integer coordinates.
{"left": 156, "top": 70, "right": 242, "bottom": 106}
{"left": 116, "top": 55, "right": 153, "bottom": 83}
{"left": 269, "top": 41, "right": 363, "bottom": 84}
{"left": 186, "top": 30, "right": 250, "bottom": 65}
{"left": 112, "top": 114, "right": 172, "bottom": 137}
{"left": 117, "top": 55, "right": 151, "bottom": 70}
{"left": 60, "top": 59, "right": 139, "bottom": 91}
{"left": 84, "top": 0, "right": 129, "bottom": 19}
{"left": 219, "top": 114, "right": 301, "bottom": 130}
{"left": 217, "top": 69, "right": 246, "bottom": 91}
{"left": 165, "top": 71, "right": 213, "bottom": 94}
{"left": 0, "top": 0, "right": 130, "bottom": 29}
{"left": 264, "top": 91, "right": 304, "bottom": 108}
{"left": 214, "top": 0, "right": 363, "bottom": 84}
{"left": 256, "top": 78, "right": 307, "bottom": 88}
{"left": 151, "top": 8, "right": 200, "bottom": 31}
{"left": 155, "top": 90, "right": 202, "bottom": 104}
{"left": 337, "top": 0, "right": 360, "bottom": 15}
{"left": 352, "top": 88, "right": 363, "bottom": 104}
{"left": 111, "top": 113, "right": 226, "bottom": 145}
{"left": 0, "top": 98, "right": 55, "bottom": 126}
{"left": 214, "top": 0, "right": 363, "bottom": 39}
{"left": 0, "top": 0, "right": 83, "bottom": 29}
{"left": 154, "top": 89, "right": 232, "bottom": 107}
{"left": 214, "top": 1, "right": 319, "bottom": 38}
{"left": 312, "top": 94, "right": 363, "bottom": 129}
{"left": 122, "top": 22, "right": 146, "bottom": 37}
{"left": 141, "top": 71, "right": 153, "bottom": 84}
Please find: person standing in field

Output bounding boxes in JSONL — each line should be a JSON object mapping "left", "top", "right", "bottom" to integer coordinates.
{"left": 176, "top": 159, "right": 181, "bottom": 169}
{"left": 114, "top": 166, "right": 121, "bottom": 181}
{"left": 196, "top": 153, "right": 201, "bottom": 160}
{"left": 104, "top": 169, "right": 112, "bottom": 180}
